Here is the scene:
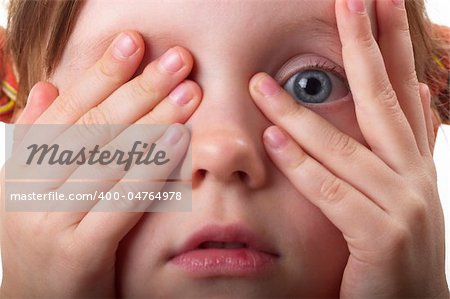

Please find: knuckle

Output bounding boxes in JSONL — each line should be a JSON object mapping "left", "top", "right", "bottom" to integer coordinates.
{"left": 319, "top": 175, "right": 347, "bottom": 203}
{"left": 385, "top": 224, "right": 410, "bottom": 252}
{"left": 53, "top": 93, "right": 82, "bottom": 117}
{"left": 282, "top": 102, "right": 308, "bottom": 120}
{"left": 79, "top": 107, "right": 110, "bottom": 125}
{"left": 326, "top": 130, "right": 357, "bottom": 158}
{"left": 403, "top": 70, "right": 420, "bottom": 90}
{"left": 74, "top": 120, "right": 107, "bottom": 146}
{"left": 94, "top": 59, "right": 122, "bottom": 85}
{"left": 396, "top": 20, "right": 411, "bottom": 37}
{"left": 405, "top": 195, "right": 428, "bottom": 224}
{"left": 288, "top": 149, "right": 308, "bottom": 170}
{"left": 341, "top": 18, "right": 377, "bottom": 54}
{"left": 375, "top": 81, "right": 400, "bottom": 112}
{"left": 354, "top": 30, "right": 376, "bottom": 51}
{"left": 141, "top": 112, "right": 161, "bottom": 125}
{"left": 133, "top": 75, "right": 160, "bottom": 100}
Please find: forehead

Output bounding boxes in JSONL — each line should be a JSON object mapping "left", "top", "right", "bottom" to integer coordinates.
{"left": 78, "top": 0, "right": 337, "bottom": 29}
{"left": 74, "top": 0, "right": 338, "bottom": 44}
{"left": 74, "top": 0, "right": 376, "bottom": 36}
{"left": 59, "top": 0, "right": 376, "bottom": 76}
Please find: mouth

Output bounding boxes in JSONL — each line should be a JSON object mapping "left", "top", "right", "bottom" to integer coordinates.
{"left": 169, "top": 224, "right": 280, "bottom": 277}
{"left": 198, "top": 241, "right": 249, "bottom": 249}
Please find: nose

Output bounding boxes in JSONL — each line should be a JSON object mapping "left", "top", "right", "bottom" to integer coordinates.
{"left": 189, "top": 82, "right": 269, "bottom": 189}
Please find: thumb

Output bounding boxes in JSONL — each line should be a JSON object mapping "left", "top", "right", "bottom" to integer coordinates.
{"left": 16, "top": 81, "right": 59, "bottom": 125}
{"left": 12, "top": 82, "right": 59, "bottom": 148}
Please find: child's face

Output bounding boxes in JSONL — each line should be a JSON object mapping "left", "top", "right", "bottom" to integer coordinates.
{"left": 51, "top": 0, "right": 377, "bottom": 297}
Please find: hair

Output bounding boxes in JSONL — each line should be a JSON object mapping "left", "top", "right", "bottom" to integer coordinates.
{"left": 5, "top": 0, "right": 450, "bottom": 123}
{"left": 6, "top": 0, "right": 82, "bottom": 109}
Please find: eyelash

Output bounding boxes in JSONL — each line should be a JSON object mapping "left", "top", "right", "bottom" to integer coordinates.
{"left": 276, "top": 56, "right": 347, "bottom": 87}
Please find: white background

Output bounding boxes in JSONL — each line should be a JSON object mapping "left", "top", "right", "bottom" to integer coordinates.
{"left": 0, "top": 0, "right": 449, "bottom": 288}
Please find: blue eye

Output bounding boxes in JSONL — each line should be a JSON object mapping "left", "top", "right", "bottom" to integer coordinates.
{"left": 283, "top": 69, "right": 348, "bottom": 104}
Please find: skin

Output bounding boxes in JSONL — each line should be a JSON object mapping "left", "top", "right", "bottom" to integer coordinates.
{"left": 0, "top": 0, "right": 448, "bottom": 298}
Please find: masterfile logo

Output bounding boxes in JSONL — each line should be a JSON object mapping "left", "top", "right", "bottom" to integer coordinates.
{"left": 3, "top": 124, "right": 192, "bottom": 212}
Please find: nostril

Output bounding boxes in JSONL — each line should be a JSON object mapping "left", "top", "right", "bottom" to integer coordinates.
{"left": 194, "top": 169, "right": 207, "bottom": 180}
{"left": 198, "top": 169, "right": 207, "bottom": 178}
{"left": 192, "top": 169, "right": 207, "bottom": 188}
{"left": 237, "top": 170, "right": 247, "bottom": 181}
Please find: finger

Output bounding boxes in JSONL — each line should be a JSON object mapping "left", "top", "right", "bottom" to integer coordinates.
{"left": 48, "top": 124, "right": 167, "bottom": 221}
{"left": 12, "top": 82, "right": 59, "bottom": 152}
{"left": 418, "top": 83, "right": 435, "bottom": 154}
{"left": 250, "top": 73, "right": 405, "bottom": 212}
{"left": 36, "top": 31, "right": 144, "bottom": 124}
{"left": 263, "top": 125, "right": 391, "bottom": 241}
{"left": 136, "top": 80, "right": 202, "bottom": 125}
{"left": 16, "top": 82, "right": 58, "bottom": 125}
{"left": 75, "top": 124, "right": 190, "bottom": 249}
{"left": 376, "top": 0, "right": 429, "bottom": 156}
{"left": 33, "top": 79, "right": 200, "bottom": 187}
{"left": 77, "top": 46, "right": 195, "bottom": 125}
{"left": 335, "top": 0, "right": 420, "bottom": 173}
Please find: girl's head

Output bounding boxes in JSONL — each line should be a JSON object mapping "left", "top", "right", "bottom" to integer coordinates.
{"left": 7, "top": 0, "right": 449, "bottom": 122}
{"left": 6, "top": 0, "right": 450, "bottom": 297}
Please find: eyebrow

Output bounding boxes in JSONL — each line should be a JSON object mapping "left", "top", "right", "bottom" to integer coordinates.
{"left": 69, "top": 15, "right": 342, "bottom": 70}
{"left": 279, "top": 15, "right": 342, "bottom": 56}
{"left": 282, "top": 16, "right": 338, "bottom": 36}
{"left": 280, "top": 15, "right": 340, "bottom": 49}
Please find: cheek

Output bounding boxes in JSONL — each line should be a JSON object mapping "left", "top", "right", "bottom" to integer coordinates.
{"left": 274, "top": 192, "right": 349, "bottom": 292}
{"left": 48, "top": 63, "right": 85, "bottom": 95}
{"left": 116, "top": 213, "right": 177, "bottom": 296}
{"left": 115, "top": 187, "right": 349, "bottom": 297}
{"left": 113, "top": 99, "right": 353, "bottom": 296}
{"left": 48, "top": 40, "right": 106, "bottom": 93}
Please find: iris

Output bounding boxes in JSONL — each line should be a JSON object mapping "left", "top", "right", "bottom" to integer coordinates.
{"left": 291, "top": 70, "right": 331, "bottom": 104}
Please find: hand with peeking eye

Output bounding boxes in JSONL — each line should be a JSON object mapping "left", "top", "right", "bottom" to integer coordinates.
{"left": 0, "top": 32, "right": 201, "bottom": 298}
{"left": 249, "top": 0, "right": 448, "bottom": 297}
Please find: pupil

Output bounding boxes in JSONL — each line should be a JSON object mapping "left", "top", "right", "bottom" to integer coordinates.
{"left": 303, "top": 77, "right": 322, "bottom": 95}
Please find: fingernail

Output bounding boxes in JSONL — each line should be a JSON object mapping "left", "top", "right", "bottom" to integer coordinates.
{"left": 113, "top": 33, "right": 138, "bottom": 59}
{"left": 162, "top": 124, "right": 184, "bottom": 145}
{"left": 392, "top": 0, "right": 405, "bottom": 8}
{"left": 159, "top": 48, "right": 183, "bottom": 73}
{"left": 256, "top": 74, "right": 281, "bottom": 97}
{"left": 347, "top": 0, "right": 366, "bottom": 13}
{"left": 264, "top": 126, "right": 288, "bottom": 150}
{"left": 169, "top": 83, "right": 192, "bottom": 106}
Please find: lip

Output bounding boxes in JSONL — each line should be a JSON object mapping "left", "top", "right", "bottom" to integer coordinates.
{"left": 169, "top": 223, "right": 280, "bottom": 277}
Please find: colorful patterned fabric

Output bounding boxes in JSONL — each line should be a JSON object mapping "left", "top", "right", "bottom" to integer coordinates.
{"left": 0, "top": 28, "right": 18, "bottom": 122}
